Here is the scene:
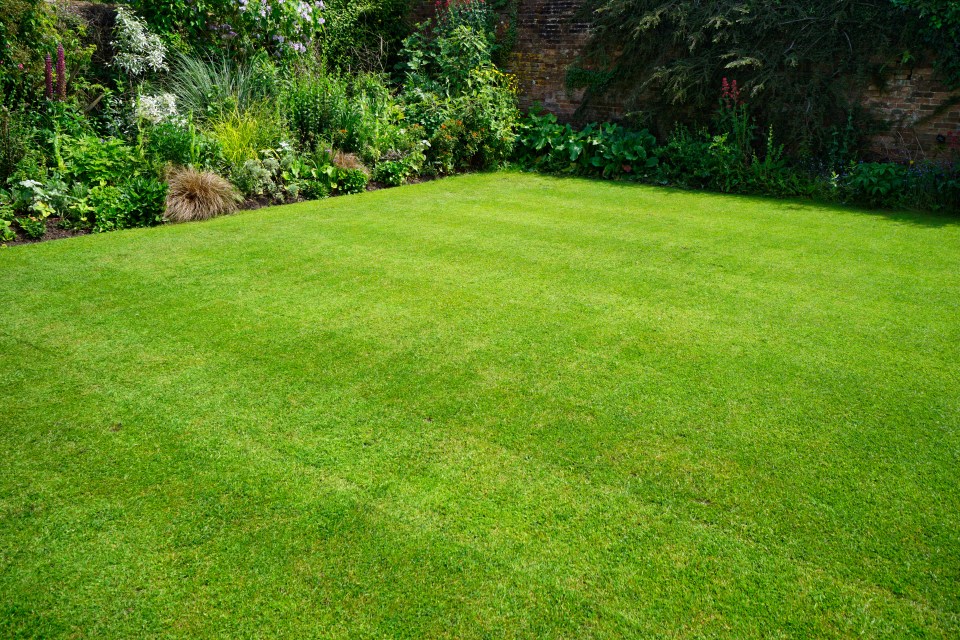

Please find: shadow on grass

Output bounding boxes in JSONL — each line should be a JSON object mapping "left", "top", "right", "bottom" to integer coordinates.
{"left": 517, "top": 171, "right": 960, "bottom": 230}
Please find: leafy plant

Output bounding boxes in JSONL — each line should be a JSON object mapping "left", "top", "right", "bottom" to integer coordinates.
{"left": 210, "top": 106, "right": 287, "bottom": 167}
{"left": 374, "top": 159, "right": 413, "bottom": 186}
{"left": 338, "top": 168, "right": 369, "bottom": 195}
{"left": 516, "top": 112, "right": 658, "bottom": 179}
{"left": 122, "top": 0, "right": 325, "bottom": 58}
{"left": 87, "top": 184, "right": 127, "bottom": 233}
{"left": 14, "top": 214, "right": 45, "bottom": 239}
{"left": 61, "top": 135, "right": 141, "bottom": 185}
{"left": 284, "top": 69, "right": 408, "bottom": 164}
{"left": 845, "top": 162, "right": 909, "bottom": 208}
{"left": 122, "top": 176, "right": 168, "bottom": 228}
{"left": 112, "top": 6, "right": 167, "bottom": 79}
{"left": 399, "top": 0, "right": 519, "bottom": 174}
{"left": 144, "top": 120, "right": 224, "bottom": 169}
{"left": 892, "top": 0, "right": 960, "bottom": 88}
{"left": 0, "top": 107, "right": 33, "bottom": 183}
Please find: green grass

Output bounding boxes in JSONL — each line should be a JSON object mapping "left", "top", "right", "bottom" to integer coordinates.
{"left": 1, "top": 173, "right": 958, "bottom": 638}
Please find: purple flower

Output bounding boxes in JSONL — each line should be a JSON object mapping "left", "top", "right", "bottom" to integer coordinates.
{"left": 56, "top": 43, "right": 66, "bottom": 100}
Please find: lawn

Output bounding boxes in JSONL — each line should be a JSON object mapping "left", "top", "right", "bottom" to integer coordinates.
{"left": 1, "top": 173, "right": 958, "bottom": 638}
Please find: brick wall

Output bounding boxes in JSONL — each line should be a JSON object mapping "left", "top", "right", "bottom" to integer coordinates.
{"left": 862, "top": 67, "right": 960, "bottom": 159}
{"left": 506, "top": 0, "right": 614, "bottom": 119}
{"left": 413, "top": 1, "right": 960, "bottom": 158}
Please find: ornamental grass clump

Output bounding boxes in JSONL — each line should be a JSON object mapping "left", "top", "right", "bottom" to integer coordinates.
{"left": 165, "top": 168, "right": 240, "bottom": 222}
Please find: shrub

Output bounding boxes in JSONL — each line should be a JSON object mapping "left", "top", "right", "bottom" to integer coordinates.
{"left": 338, "top": 168, "right": 369, "bottom": 195}
{"left": 232, "top": 158, "right": 278, "bottom": 200}
{"left": 903, "top": 162, "right": 960, "bottom": 212}
{"left": 210, "top": 107, "right": 287, "bottom": 167}
{"left": 61, "top": 135, "right": 141, "bottom": 185}
{"left": 320, "top": 0, "right": 413, "bottom": 71}
{"left": 15, "top": 215, "right": 45, "bottom": 239}
{"left": 111, "top": 6, "right": 167, "bottom": 79}
{"left": 374, "top": 160, "right": 411, "bottom": 187}
{"left": 88, "top": 184, "right": 127, "bottom": 233}
{"left": 85, "top": 180, "right": 166, "bottom": 233}
{"left": 165, "top": 168, "right": 240, "bottom": 222}
{"left": 123, "top": 0, "right": 324, "bottom": 58}
{"left": 0, "top": 0, "right": 94, "bottom": 106}
{"left": 144, "top": 120, "right": 224, "bottom": 170}
{"left": 284, "top": 70, "right": 407, "bottom": 164}
{"left": 845, "top": 162, "right": 908, "bottom": 208}
{"left": 122, "top": 176, "right": 168, "bottom": 228}
{"left": 229, "top": 143, "right": 319, "bottom": 203}
{"left": 571, "top": 0, "right": 916, "bottom": 156}
{"left": 516, "top": 113, "right": 658, "bottom": 180}
{"left": 0, "top": 219, "right": 14, "bottom": 242}
{"left": 0, "top": 108, "right": 33, "bottom": 183}
{"left": 399, "top": 4, "right": 519, "bottom": 174}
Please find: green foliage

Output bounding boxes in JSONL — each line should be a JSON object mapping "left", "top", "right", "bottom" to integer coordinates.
{"left": 230, "top": 143, "right": 334, "bottom": 203}
{"left": 516, "top": 88, "right": 958, "bottom": 212}
{"left": 0, "top": 0, "right": 94, "bottom": 105}
{"left": 572, "top": 0, "right": 917, "bottom": 155}
{"left": 0, "top": 191, "right": 13, "bottom": 222}
{"left": 61, "top": 135, "right": 140, "bottom": 185}
{"left": 892, "top": 0, "right": 960, "bottom": 88}
{"left": 0, "top": 107, "right": 34, "bottom": 183}
{"left": 121, "top": 175, "right": 168, "bottom": 228}
{"left": 284, "top": 69, "right": 403, "bottom": 162}
{"left": 516, "top": 112, "right": 658, "bottom": 179}
{"left": 14, "top": 213, "right": 45, "bottom": 238}
{"left": 144, "top": 120, "right": 225, "bottom": 169}
{"left": 86, "top": 184, "right": 126, "bottom": 233}
{"left": 77, "top": 179, "right": 162, "bottom": 233}
{"left": 399, "top": 7, "right": 519, "bottom": 174}
{"left": 838, "top": 161, "right": 959, "bottom": 211}
{"left": 845, "top": 162, "right": 907, "bottom": 208}
{"left": 337, "top": 167, "right": 369, "bottom": 194}
{"left": 120, "top": 0, "right": 325, "bottom": 59}
{"left": 373, "top": 156, "right": 421, "bottom": 187}
{"left": 210, "top": 106, "right": 287, "bottom": 167}
{"left": 167, "top": 53, "right": 278, "bottom": 122}
{"left": 320, "top": 0, "right": 414, "bottom": 71}
{"left": 0, "top": 218, "right": 14, "bottom": 242}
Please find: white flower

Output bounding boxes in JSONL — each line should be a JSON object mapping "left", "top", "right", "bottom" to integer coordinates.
{"left": 112, "top": 7, "right": 167, "bottom": 77}
{"left": 136, "top": 93, "right": 182, "bottom": 125}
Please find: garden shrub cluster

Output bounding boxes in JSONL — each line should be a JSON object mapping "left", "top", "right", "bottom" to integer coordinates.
{"left": 0, "top": 0, "right": 956, "bottom": 245}
{"left": 0, "top": 0, "right": 520, "bottom": 242}
{"left": 517, "top": 78, "right": 960, "bottom": 212}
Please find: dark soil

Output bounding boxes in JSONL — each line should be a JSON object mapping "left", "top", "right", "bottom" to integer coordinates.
{"left": 3, "top": 218, "right": 90, "bottom": 247}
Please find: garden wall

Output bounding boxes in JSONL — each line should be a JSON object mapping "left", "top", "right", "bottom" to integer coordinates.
{"left": 413, "top": 0, "right": 960, "bottom": 158}
{"left": 862, "top": 67, "right": 960, "bottom": 159}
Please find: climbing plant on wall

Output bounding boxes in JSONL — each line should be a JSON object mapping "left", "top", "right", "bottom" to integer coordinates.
{"left": 569, "top": 0, "right": 941, "bottom": 155}
{"left": 892, "top": 0, "right": 960, "bottom": 88}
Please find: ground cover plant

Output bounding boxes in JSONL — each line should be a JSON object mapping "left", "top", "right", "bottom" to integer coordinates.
{"left": 516, "top": 79, "right": 960, "bottom": 212}
{"left": 1, "top": 173, "right": 958, "bottom": 637}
